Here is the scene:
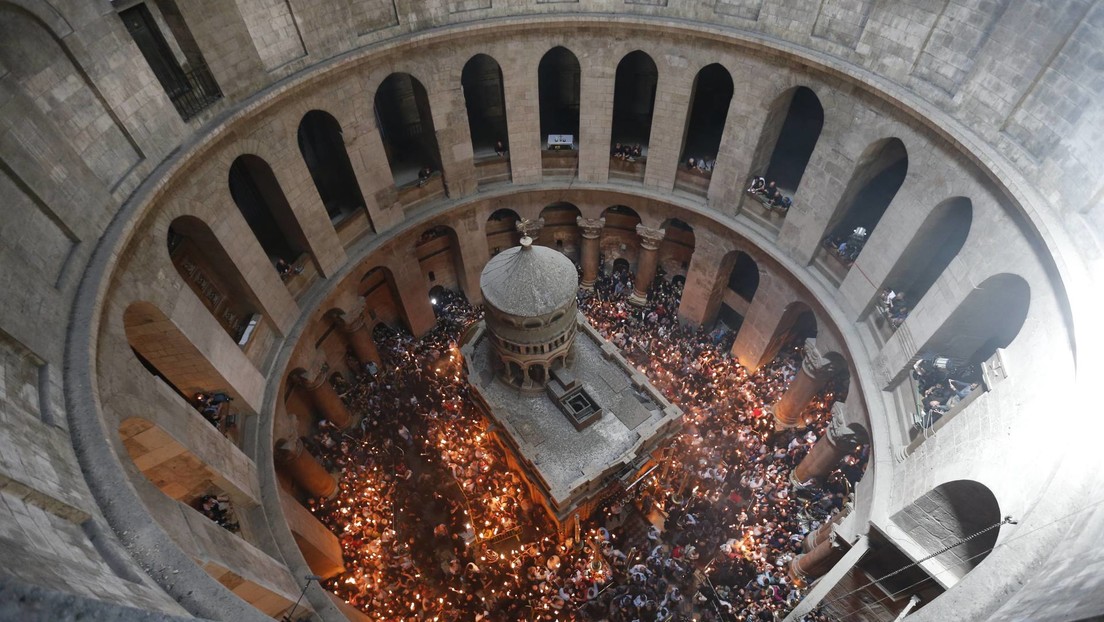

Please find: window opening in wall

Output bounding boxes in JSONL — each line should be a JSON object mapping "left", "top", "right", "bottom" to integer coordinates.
{"left": 118, "top": 1, "right": 221, "bottom": 120}
{"left": 538, "top": 46, "right": 581, "bottom": 150}
{"left": 298, "top": 110, "right": 370, "bottom": 227}
{"left": 462, "top": 54, "right": 509, "bottom": 159}
{"left": 428, "top": 271, "right": 436, "bottom": 282}
{"left": 375, "top": 73, "right": 443, "bottom": 187}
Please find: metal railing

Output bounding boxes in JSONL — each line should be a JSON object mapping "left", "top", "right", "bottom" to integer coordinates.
{"left": 168, "top": 62, "right": 223, "bottom": 121}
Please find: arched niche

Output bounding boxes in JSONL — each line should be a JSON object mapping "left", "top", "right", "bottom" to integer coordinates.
{"left": 166, "top": 216, "right": 262, "bottom": 345}
{"left": 228, "top": 154, "right": 313, "bottom": 271}
{"left": 878, "top": 197, "right": 973, "bottom": 319}
{"left": 537, "top": 46, "right": 581, "bottom": 147}
{"left": 486, "top": 208, "right": 521, "bottom": 256}
{"left": 658, "top": 218, "right": 695, "bottom": 280}
{"left": 415, "top": 225, "right": 463, "bottom": 294}
{"left": 374, "top": 72, "right": 442, "bottom": 186}
{"left": 761, "top": 302, "right": 818, "bottom": 369}
{"left": 821, "top": 138, "right": 909, "bottom": 268}
{"left": 461, "top": 54, "right": 509, "bottom": 156}
{"left": 600, "top": 205, "right": 642, "bottom": 272}
{"left": 0, "top": 4, "right": 139, "bottom": 188}
{"left": 916, "top": 273, "right": 1030, "bottom": 368}
{"left": 892, "top": 480, "right": 1002, "bottom": 579}
{"left": 359, "top": 266, "right": 407, "bottom": 332}
{"left": 610, "top": 50, "right": 658, "bottom": 152}
{"left": 297, "top": 109, "right": 370, "bottom": 227}
{"left": 749, "top": 86, "right": 824, "bottom": 196}
{"left": 538, "top": 202, "right": 582, "bottom": 260}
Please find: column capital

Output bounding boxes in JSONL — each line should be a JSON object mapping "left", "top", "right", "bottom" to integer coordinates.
{"left": 290, "top": 367, "right": 327, "bottom": 392}
{"left": 274, "top": 436, "right": 305, "bottom": 462}
{"left": 516, "top": 217, "right": 545, "bottom": 240}
{"left": 801, "top": 338, "right": 844, "bottom": 379}
{"left": 635, "top": 224, "right": 666, "bottom": 250}
{"left": 826, "top": 402, "right": 868, "bottom": 448}
{"left": 576, "top": 216, "right": 605, "bottom": 239}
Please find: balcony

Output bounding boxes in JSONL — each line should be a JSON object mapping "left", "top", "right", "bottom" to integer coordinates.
{"left": 168, "top": 62, "right": 223, "bottom": 121}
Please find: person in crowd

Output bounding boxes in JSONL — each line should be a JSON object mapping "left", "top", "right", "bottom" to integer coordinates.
{"left": 417, "top": 165, "right": 434, "bottom": 187}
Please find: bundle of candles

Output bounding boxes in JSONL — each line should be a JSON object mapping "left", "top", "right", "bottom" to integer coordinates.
{"left": 305, "top": 280, "right": 867, "bottom": 621}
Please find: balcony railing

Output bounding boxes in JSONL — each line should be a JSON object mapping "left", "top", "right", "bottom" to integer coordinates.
{"left": 169, "top": 62, "right": 223, "bottom": 121}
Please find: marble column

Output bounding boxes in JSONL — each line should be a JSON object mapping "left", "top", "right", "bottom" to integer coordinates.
{"left": 773, "top": 338, "right": 844, "bottom": 429}
{"left": 275, "top": 437, "right": 338, "bottom": 499}
{"left": 325, "top": 309, "right": 379, "bottom": 366}
{"left": 291, "top": 368, "right": 352, "bottom": 429}
{"left": 800, "top": 505, "right": 851, "bottom": 553}
{"left": 577, "top": 217, "right": 605, "bottom": 290}
{"left": 629, "top": 225, "right": 666, "bottom": 306}
{"left": 792, "top": 404, "right": 867, "bottom": 486}
{"left": 789, "top": 533, "right": 846, "bottom": 585}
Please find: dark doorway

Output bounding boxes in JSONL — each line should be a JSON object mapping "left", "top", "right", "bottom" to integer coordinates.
{"left": 374, "top": 73, "right": 442, "bottom": 185}
{"left": 538, "top": 47, "right": 581, "bottom": 147}
{"left": 298, "top": 110, "right": 370, "bottom": 226}
{"left": 228, "top": 155, "right": 309, "bottom": 266}
{"left": 680, "top": 64, "right": 734, "bottom": 166}
{"left": 462, "top": 54, "right": 509, "bottom": 157}
{"left": 610, "top": 51, "right": 658, "bottom": 150}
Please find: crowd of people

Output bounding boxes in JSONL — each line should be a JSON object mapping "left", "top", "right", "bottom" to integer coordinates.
{"left": 822, "top": 226, "right": 868, "bottom": 265}
{"left": 612, "top": 143, "right": 644, "bottom": 162}
{"left": 300, "top": 267, "right": 867, "bottom": 621}
{"left": 192, "top": 391, "right": 233, "bottom": 429}
{"left": 195, "top": 494, "right": 239, "bottom": 533}
{"left": 746, "top": 177, "right": 792, "bottom": 212}
{"left": 685, "top": 156, "right": 716, "bottom": 176}
{"left": 911, "top": 357, "right": 981, "bottom": 430}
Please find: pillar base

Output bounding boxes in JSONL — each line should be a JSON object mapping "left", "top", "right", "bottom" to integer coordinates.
{"left": 580, "top": 281, "right": 595, "bottom": 291}
{"left": 628, "top": 292, "right": 648, "bottom": 306}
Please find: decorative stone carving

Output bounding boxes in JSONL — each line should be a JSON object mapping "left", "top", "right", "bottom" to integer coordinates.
{"left": 635, "top": 224, "right": 666, "bottom": 250}
{"left": 577, "top": 217, "right": 605, "bottom": 239}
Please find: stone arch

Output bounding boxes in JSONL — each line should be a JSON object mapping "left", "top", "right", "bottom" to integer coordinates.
{"left": 716, "top": 251, "right": 760, "bottom": 334}
{"left": 415, "top": 224, "right": 464, "bottom": 295}
{"left": 0, "top": 3, "right": 140, "bottom": 189}
{"left": 374, "top": 72, "right": 442, "bottom": 185}
{"left": 538, "top": 46, "right": 581, "bottom": 146}
{"left": 677, "top": 63, "right": 733, "bottom": 197}
{"left": 891, "top": 480, "right": 1002, "bottom": 580}
{"left": 748, "top": 86, "right": 824, "bottom": 196}
{"left": 915, "top": 273, "right": 1030, "bottom": 369}
{"left": 486, "top": 208, "right": 521, "bottom": 256}
{"left": 610, "top": 50, "right": 658, "bottom": 150}
{"left": 600, "top": 205, "right": 642, "bottom": 272}
{"left": 166, "top": 216, "right": 262, "bottom": 345}
{"left": 820, "top": 137, "right": 909, "bottom": 266}
{"left": 539, "top": 202, "right": 582, "bottom": 260}
{"left": 876, "top": 197, "right": 973, "bottom": 320}
{"left": 297, "top": 109, "right": 370, "bottom": 228}
{"left": 228, "top": 154, "right": 315, "bottom": 271}
{"left": 461, "top": 53, "right": 509, "bottom": 156}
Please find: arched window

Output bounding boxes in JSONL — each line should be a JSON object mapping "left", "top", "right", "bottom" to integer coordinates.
{"left": 297, "top": 110, "right": 370, "bottom": 227}
{"left": 167, "top": 216, "right": 262, "bottom": 345}
{"left": 749, "top": 86, "right": 824, "bottom": 197}
{"left": 538, "top": 46, "right": 581, "bottom": 148}
{"left": 228, "top": 154, "right": 312, "bottom": 270}
{"left": 918, "top": 273, "right": 1029, "bottom": 367}
{"left": 538, "top": 203, "right": 582, "bottom": 260}
{"left": 820, "top": 138, "right": 908, "bottom": 272}
{"left": 374, "top": 73, "right": 442, "bottom": 186}
{"left": 461, "top": 54, "right": 509, "bottom": 156}
{"left": 727, "top": 252, "right": 760, "bottom": 301}
{"left": 761, "top": 302, "right": 818, "bottom": 369}
{"left": 892, "top": 480, "right": 1002, "bottom": 579}
{"left": 486, "top": 209, "right": 521, "bottom": 256}
{"left": 415, "top": 225, "right": 464, "bottom": 296}
{"left": 610, "top": 50, "right": 657, "bottom": 181}
{"left": 677, "top": 63, "right": 733, "bottom": 196}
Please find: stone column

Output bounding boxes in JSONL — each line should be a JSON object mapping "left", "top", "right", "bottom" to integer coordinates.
{"left": 577, "top": 217, "right": 605, "bottom": 290}
{"left": 325, "top": 309, "right": 379, "bottom": 366}
{"left": 789, "top": 533, "right": 846, "bottom": 585}
{"left": 629, "top": 225, "right": 666, "bottom": 306}
{"left": 275, "top": 438, "right": 338, "bottom": 499}
{"left": 792, "top": 404, "right": 867, "bottom": 486}
{"left": 800, "top": 505, "right": 851, "bottom": 553}
{"left": 291, "top": 369, "right": 352, "bottom": 429}
{"left": 773, "top": 339, "right": 844, "bottom": 429}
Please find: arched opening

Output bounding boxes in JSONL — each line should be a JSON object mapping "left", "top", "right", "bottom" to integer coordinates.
{"left": 892, "top": 480, "right": 1002, "bottom": 580}
{"left": 538, "top": 46, "right": 581, "bottom": 149}
{"left": 658, "top": 218, "right": 695, "bottom": 282}
{"left": 538, "top": 202, "right": 582, "bottom": 261}
{"left": 528, "top": 364, "right": 546, "bottom": 385}
{"left": 462, "top": 54, "right": 509, "bottom": 157}
{"left": 610, "top": 51, "right": 657, "bottom": 181}
{"left": 612, "top": 258, "right": 631, "bottom": 273}
{"left": 374, "top": 72, "right": 442, "bottom": 186}
{"left": 875, "top": 197, "right": 973, "bottom": 333}
{"left": 228, "top": 154, "right": 313, "bottom": 273}
{"left": 750, "top": 87, "right": 824, "bottom": 197}
{"left": 297, "top": 110, "right": 370, "bottom": 228}
{"left": 760, "top": 302, "right": 818, "bottom": 369}
{"left": 416, "top": 225, "right": 464, "bottom": 295}
{"left": 600, "top": 205, "right": 642, "bottom": 274}
{"left": 819, "top": 138, "right": 909, "bottom": 276}
{"left": 905, "top": 273, "right": 1029, "bottom": 434}
{"left": 486, "top": 209, "right": 521, "bottom": 256}
{"left": 359, "top": 267, "right": 407, "bottom": 333}
{"left": 677, "top": 63, "right": 733, "bottom": 196}
{"left": 166, "top": 216, "right": 263, "bottom": 346}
